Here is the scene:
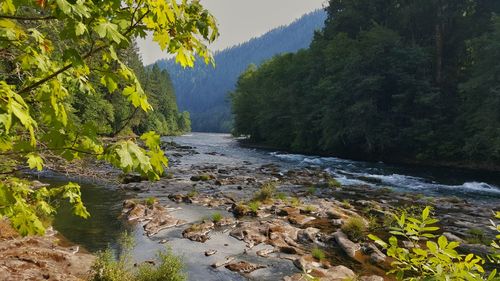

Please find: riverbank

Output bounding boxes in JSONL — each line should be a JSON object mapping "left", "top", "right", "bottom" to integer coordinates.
{"left": 0, "top": 220, "right": 94, "bottom": 281}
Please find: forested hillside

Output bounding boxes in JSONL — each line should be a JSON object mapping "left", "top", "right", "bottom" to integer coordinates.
{"left": 156, "top": 9, "right": 326, "bottom": 132}
{"left": 232, "top": 0, "right": 500, "bottom": 170}
{"left": 74, "top": 44, "right": 191, "bottom": 137}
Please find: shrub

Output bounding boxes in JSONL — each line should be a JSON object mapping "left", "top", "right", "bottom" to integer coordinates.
{"left": 90, "top": 249, "right": 133, "bottom": 281}
{"left": 253, "top": 181, "right": 277, "bottom": 202}
{"left": 289, "top": 197, "right": 301, "bottom": 207}
{"left": 90, "top": 233, "right": 187, "bottom": 281}
{"left": 211, "top": 212, "right": 223, "bottom": 223}
{"left": 490, "top": 211, "right": 500, "bottom": 264}
{"left": 145, "top": 197, "right": 157, "bottom": 207}
{"left": 369, "top": 207, "right": 497, "bottom": 280}
{"left": 341, "top": 217, "right": 366, "bottom": 241}
{"left": 136, "top": 249, "right": 186, "bottom": 281}
{"left": 311, "top": 247, "right": 326, "bottom": 261}
{"left": 467, "top": 228, "right": 487, "bottom": 245}
{"left": 199, "top": 174, "right": 211, "bottom": 181}
{"left": 341, "top": 199, "right": 352, "bottom": 209}
{"left": 367, "top": 215, "right": 379, "bottom": 232}
{"left": 306, "top": 186, "right": 317, "bottom": 196}
{"left": 323, "top": 173, "right": 341, "bottom": 189}
{"left": 248, "top": 201, "right": 260, "bottom": 213}
{"left": 327, "top": 178, "right": 342, "bottom": 188}
{"left": 275, "top": 192, "right": 287, "bottom": 201}
{"left": 379, "top": 187, "right": 393, "bottom": 194}
{"left": 304, "top": 205, "right": 317, "bottom": 213}
{"left": 186, "top": 190, "right": 198, "bottom": 198}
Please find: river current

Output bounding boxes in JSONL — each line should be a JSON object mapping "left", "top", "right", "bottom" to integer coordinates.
{"left": 169, "top": 133, "right": 500, "bottom": 202}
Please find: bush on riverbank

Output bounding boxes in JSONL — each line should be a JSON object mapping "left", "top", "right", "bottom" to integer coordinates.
{"left": 90, "top": 234, "right": 186, "bottom": 281}
{"left": 369, "top": 207, "right": 500, "bottom": 280}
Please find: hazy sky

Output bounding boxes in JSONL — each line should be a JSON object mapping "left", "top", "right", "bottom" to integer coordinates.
{"left": 136, "top": 0, "right": 327, "bottom": 65}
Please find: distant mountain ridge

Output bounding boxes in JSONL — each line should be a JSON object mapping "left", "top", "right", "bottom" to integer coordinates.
{"left": 155, "top": 9, "right": 327, "bottom": 132}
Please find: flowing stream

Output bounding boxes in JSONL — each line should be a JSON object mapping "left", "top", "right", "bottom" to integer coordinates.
{"left": 52, "top": 132, "right": 500, "bottom": 280}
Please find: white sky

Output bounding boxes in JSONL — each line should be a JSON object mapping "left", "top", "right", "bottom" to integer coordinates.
{"left": 136, "top": 0, "right": 327, "bottom": 65}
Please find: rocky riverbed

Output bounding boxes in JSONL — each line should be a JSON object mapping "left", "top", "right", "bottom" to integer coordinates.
{"left": 4, "top": 133, "right": 499, "bottom": 281}
{"left": 113, "top": 139, "right": 499, "bottom": 280}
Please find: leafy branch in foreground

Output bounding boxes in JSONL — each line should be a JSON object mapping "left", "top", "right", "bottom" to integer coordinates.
{"left": 369, "top": 207, "right": 499, "bottom": 281}
{"left": 0, "top": 0, "right": 218, "bottom": 235}
{"left": 490, "top": 212, "right": 500, "bottom": 264}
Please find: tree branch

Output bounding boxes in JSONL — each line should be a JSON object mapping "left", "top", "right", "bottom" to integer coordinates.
{"left": 17, "top": 9, "right": 151, "bottom": 95}
{"left": 112, "top": 107, "right": 139, "bottom": 137}
{"left": 0, "top": 15, "right": 56, "bottom": 21}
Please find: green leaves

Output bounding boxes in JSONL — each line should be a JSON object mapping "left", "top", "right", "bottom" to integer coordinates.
{"left": 0, "top": 0, "right": 217, "bottom": 237}
{"left": 93, "top": 20, "right": 126, "bottom": 44}
{"left": 26, "top": 153, "right": 44, "bottom": 171}
{"left": 60, "top": 182, "right": 90, "bottom": 219}
{"left": 0, "top": 179, "right": 88, "bottom": 235}
{"left": 0, "top": 0, "right": 15, "bottom": 15}
{"left": 368, "top": 206, "right": 496, "bottom": 280}
{"left": 55, "top": 0, "right": 72, "bottom": 14}
{"left": 140, "top": 131, "right": 161, "bottom": 149}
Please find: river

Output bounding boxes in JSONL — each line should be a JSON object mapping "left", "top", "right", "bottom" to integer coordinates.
{"left": 52, "top": 132, "right": 500, "bottom": 280}
{"left": 168, "top": 133, "right": 500, "bottom": 202}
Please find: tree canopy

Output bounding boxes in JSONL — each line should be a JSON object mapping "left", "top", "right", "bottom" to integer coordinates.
{"left": 231, "top": 0, "right": 500, "bottom": 170}
{"left": 0, "top": 0, "right": 218, "bottom": 235}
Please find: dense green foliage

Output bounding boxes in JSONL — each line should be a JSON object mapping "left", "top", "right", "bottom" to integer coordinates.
{"left": 231, "top": 0, "right": 500, "bottom": 169}
{"left": 369, "top": 207, "right": 500, "bottom": 280}
{"left": 0, "top": 0, "right": 217, "bottom": 235}
{"left": 74, "top": 44, "right": 191, "bottom": 137}
{"left": 157, "top": 10, "right": 326, "bottom": 132}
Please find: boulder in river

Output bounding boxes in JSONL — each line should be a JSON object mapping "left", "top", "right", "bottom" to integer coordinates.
{"left": 182, "top": 221, "right": 215, "bottom": 242}
{"left": 225, "top": 261, "right": 266, "bottom": 273}
{"left": 333, "top": 230, "right": 361, "bottom": 258}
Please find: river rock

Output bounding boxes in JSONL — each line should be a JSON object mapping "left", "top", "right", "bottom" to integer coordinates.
{"left": 361, "top": 243, "right": 387, "bottom": 266}
{"left": 230, "top": 221, "right": 268, "bottom": 246}
{"left": 232, "top": 203, "right": 251, "bottom": 218}
{"left": 286, "top": 265, "right": 356, "bottom": 281}
{"left": 443, "top": 232, "right": 465, "bottom": 243}
{"left": 360, "top": 275, "right": 385, "bottom": 281}
{"left": 288, "top": 214, "right": 316, "bottom": 226}
{"left": 297, "top": 227, "right": 320, "bottom": 243}
{"left": 256, "top": 248, "right": 275, "bottom": 257}
{"left": 144, "top": 213, "right": 186, "bottom": 236}
{"left": 182, "top": 221, "right": 214, "bottom": 242}
{"left": 121, "top": 173, "right": 143, "bottom": 184}
{"left": 214, "top": 216, "right": 236, "bottom": 227}
{"left": 333, "top": 230, "right": 361, "bottom": 258}
{"left": 331, "top": 219, "right": 343, "bottom": 226}
{"left": 458, "top": 243, "right": 493, "bottom": 257}
{"left": 211, "top": 257, "right": 235, "bottom": 268}
{"left": 278, "top": 207, "right": 300, "bottom": 216}
{"left": 326, "top": 209, "right": 343, "bottom": 219}
{"left": 225, "top": 261, "right": 266, "bottom": 273}
{"left": 127, "top": 204, "right": 147, "bottom": 221}
{"left": 205, "top": 250, "right": 217, "bottom": 256}
{"left": 0, "top": 233, "right": 94, "bottom": 281}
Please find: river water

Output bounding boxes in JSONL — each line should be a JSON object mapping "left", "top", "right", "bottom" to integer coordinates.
{"left": 52, "top": 132, "right": 500, "bottom": 279}
{"left": 167, "top": 133, "right": 500, "bottom": 202}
